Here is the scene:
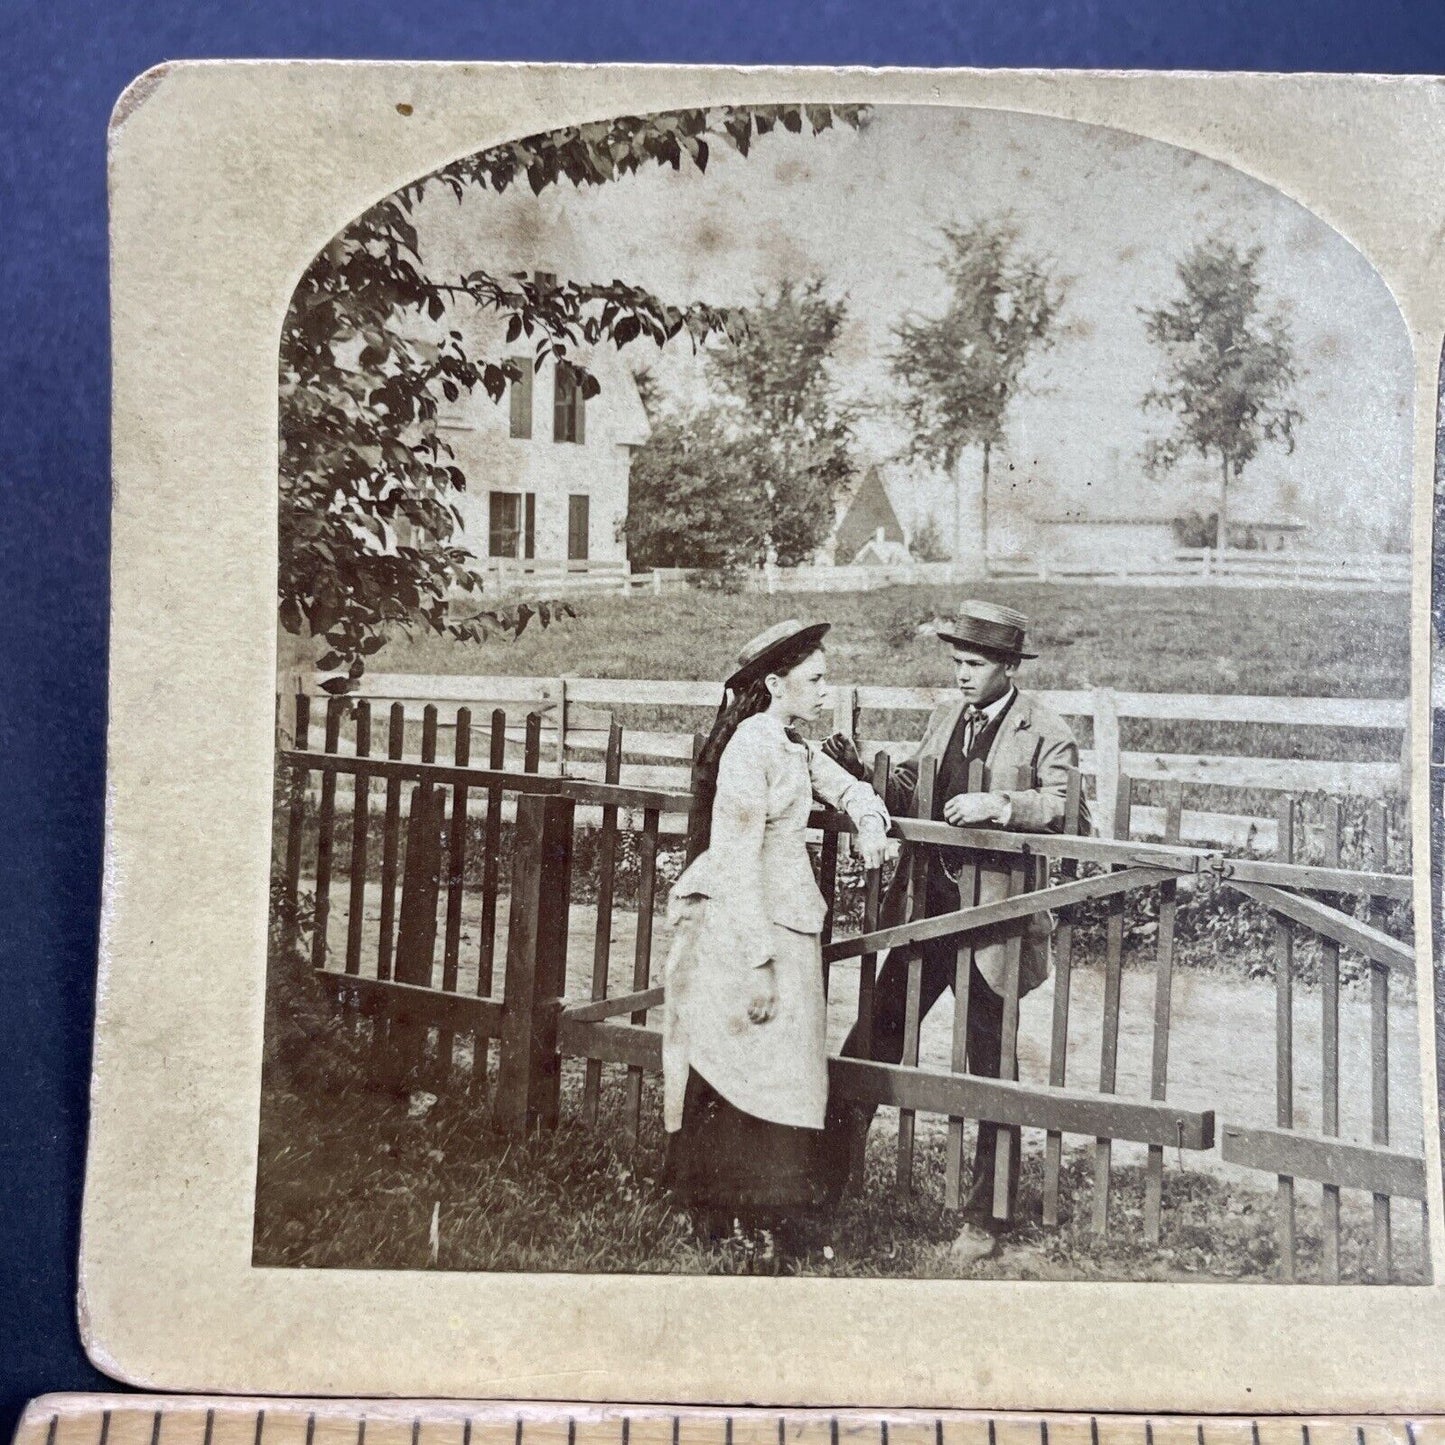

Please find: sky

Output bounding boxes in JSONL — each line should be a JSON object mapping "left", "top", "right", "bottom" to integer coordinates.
{"left": 407, "top": 103, "right": 1413, "bottom": 551}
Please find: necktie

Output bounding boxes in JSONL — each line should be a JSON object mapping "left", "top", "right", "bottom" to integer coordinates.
{"left": 784, "top": 727, "right": 806, "bottom": 747}
{"left": 960, "top": 704, "right": 984, "bottom": 759}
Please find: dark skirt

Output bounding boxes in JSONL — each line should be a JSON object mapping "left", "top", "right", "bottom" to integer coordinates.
{"left": 664, "top": 1068, "right": 829, "bottom": 1222}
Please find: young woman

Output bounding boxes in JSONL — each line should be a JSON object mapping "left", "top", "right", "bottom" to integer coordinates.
{"left": 661, "top": 620, "right": 891, "bottom": 1256}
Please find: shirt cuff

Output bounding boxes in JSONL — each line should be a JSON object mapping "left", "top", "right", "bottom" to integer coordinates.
{"left": 995, "top": 794, "right": 1013, "bottom": 827}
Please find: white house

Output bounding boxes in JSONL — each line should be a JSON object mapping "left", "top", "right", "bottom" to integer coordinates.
{"left": 433, "top": 279, "right": 650, "bottom": 572}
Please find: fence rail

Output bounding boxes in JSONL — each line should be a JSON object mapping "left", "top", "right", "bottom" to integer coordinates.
{"left": 287, "top": 673, "right": 1409, "bottom": 853}
{"left": 273, "top": 696, "right": 1425, "bottom": 1282}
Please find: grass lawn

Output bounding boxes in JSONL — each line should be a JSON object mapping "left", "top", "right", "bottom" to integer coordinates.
{"left": 254, "top": 1037, "right": 1426, "bottom": 1284}
{"left": 370, "top": 582, "right": 1410, "bottom": 700}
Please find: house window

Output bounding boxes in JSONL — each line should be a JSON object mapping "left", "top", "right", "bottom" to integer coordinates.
{"left": 488, "top": 492, "right": 520, "bottom": 558}
{"left": 488, "top": 492, "right": 537, "bottom": 560}
{"left": 508, "top": 358, "right": 533, "bottom": 439}
{"left": 554, "top": 363, "right": 585, "bottom": 444}
{"left": 567, "top": 494, "right": 590, "bottom": 562}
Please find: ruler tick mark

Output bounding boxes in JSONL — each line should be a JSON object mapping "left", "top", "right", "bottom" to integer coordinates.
{"left": 99, "top": 1411, "right": 111, "bottom": 1445}
{"left": 254, "top": 1411, "right": 266, "bottom": 1445}
{"left": 204, "top": 1411, "right": 215, "bottom": 1445}
{"left": 150, "top": 1412, "right": 162, "bottom": 1445}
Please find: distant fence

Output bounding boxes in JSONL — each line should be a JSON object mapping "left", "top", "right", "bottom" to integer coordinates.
{"left": 458, "top": 550, "right": 1412, "bottom": 597}
{"left": 284, "top": 673, "right": 1411, "bottom": 856}
{"left": 759, "top": 552, "right": 1411, "bottom": 594}
{"left": 274, "top": 698, "right": 1425, "bottom": 1282}
{"left": 990, "top": 549, "right": 1413, "bottom": 590}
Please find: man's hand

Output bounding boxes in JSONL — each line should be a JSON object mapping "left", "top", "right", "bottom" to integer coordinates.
{"left": 943, "top": 791, "right": 1008, "bottom": 828}
{"left": 822, "top": 731, "right": 868, "bottom": 780}
{"left": 747, "top": 961, "right": 779, "bottom": 1024}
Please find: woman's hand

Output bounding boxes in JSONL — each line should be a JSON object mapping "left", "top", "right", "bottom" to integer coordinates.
{"left": 855, "top": 817, "right": 889, "bottom": 871}
{"left": 747, "top": 962, "right": 778, "bottom": 1024}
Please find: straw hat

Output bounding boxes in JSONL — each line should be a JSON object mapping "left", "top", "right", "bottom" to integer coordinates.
{"left": 934, "top": 600, "right": 1037, "bottom": 659}
{"left": 725, "top": 618, "right": 831, "bottom": 692}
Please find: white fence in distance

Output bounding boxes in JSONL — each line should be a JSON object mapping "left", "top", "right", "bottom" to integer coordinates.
{"left": 471, "top": 550, "right": 1412, "bottom": 597}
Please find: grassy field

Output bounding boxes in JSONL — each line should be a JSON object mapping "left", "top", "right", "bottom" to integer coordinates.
{"left": 372, "top": 581, "right": 1410, "bottom": 700}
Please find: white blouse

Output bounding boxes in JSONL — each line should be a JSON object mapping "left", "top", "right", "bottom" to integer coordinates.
{"left": 670, "top": 712, "right": 890, "bottom": 966}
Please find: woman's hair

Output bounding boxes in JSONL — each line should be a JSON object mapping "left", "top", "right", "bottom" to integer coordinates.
{"left": 684, "top": 634, "right": 824, "bottom": 866}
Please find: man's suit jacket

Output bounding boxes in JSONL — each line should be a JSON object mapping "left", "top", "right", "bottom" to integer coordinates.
{"left": 879, "top": 688, "right": 1092, "bottom": 997}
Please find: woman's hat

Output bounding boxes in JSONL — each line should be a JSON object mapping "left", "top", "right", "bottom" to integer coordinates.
{"left": 725, "top": 618, "right": 831, "bottom": 692}
{"left": 934, "top": 600, "right": 1037, "bottom": 659}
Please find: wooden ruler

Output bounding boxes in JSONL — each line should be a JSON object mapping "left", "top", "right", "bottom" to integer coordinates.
{"left": 11, "top": 1399, "right": 1442, "bottom": 1445}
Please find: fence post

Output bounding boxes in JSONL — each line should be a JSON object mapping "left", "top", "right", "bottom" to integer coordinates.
{"left": 280, "top": 694, "right": 311, "bottom": 958}
{"left": 495, "top": 793, "right": 576, "bottom": 1136}
{"left": 555, "top": 677, "right": 569, "bottom": 775}
{"left": 1092, "top": 688, "right": 1122, "bottom": 838}
{"left": 833, "top": 685, "right": 860, "bottom": 861}
{"left": 389, "top": 781, "right": 447, "bottom": 1084}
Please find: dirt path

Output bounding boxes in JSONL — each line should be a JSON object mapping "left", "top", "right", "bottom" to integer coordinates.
{"left": 318, "top": 882, "right": 1426, "bottom": 1193}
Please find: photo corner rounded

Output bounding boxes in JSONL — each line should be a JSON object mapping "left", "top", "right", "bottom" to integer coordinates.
{"left": 108, "top": 62, "right": 183, "bottom": 147}
{"left": 74, "top": 1240, "right": 171, "bottom": 1393}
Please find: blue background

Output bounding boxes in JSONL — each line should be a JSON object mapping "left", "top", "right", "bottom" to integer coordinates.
{"left": 4, "top": 1, "right": 1445, "bottom": 1433}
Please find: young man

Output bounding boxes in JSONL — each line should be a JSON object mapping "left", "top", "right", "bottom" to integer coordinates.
{"left": 823, "top": 600, "right": 1090, "bottom": 1262}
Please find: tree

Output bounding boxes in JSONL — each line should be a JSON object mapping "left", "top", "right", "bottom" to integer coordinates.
{"left": 624, "top": 277, "right": 857, "bottom": 570}
{"left": 279, "top": 104, "right": 865, "bottom": 691}
{"left": 624, "top": 410, "right": 770, "bottom": 571}
{"left": 891, "top": 219, "right": 1066, "bottom": 563}
{"left": 1140, "top": 236, "right": 1304, "bottom": 554}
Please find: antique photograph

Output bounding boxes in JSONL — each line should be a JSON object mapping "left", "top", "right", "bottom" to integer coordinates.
{"left": 255, "top": 99, "right": 1424, "bottom": 1284}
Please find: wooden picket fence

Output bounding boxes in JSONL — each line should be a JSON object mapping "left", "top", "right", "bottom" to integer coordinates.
{"left": 273, "top": 695, "right": 1425, "bottom": 1282}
